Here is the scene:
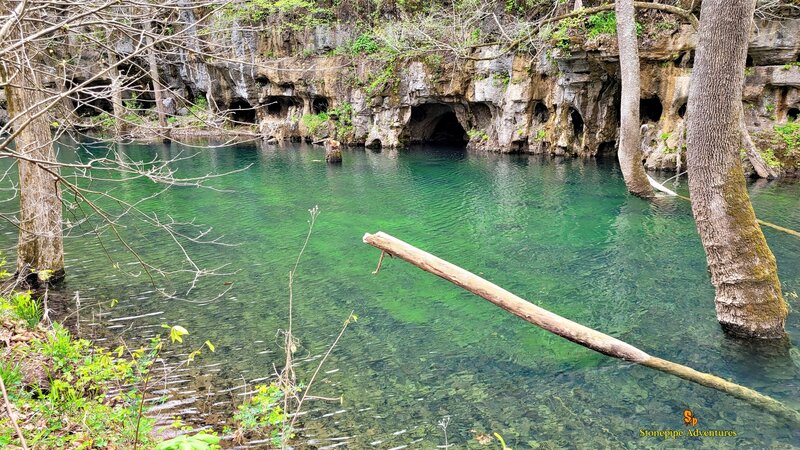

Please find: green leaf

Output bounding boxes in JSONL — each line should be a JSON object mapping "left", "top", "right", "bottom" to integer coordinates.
{"left": 170, "top": 325, "right": 189, "bottom": 343}
{"left": 205, "top": 340, "right": 215, "bottom": 352}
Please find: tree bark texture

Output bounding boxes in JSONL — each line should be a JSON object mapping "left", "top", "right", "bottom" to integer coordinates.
{"left": 144, "top": 18, "right": 168, "bottom": 131}
{"left": 615, "top": 0, "right": 653, "bottom": 198}
{"left": 3, "top": 68, "right": 65, "bottom": 282}
{"left": 686, "top": 0, "right": 787, "bottom": 338}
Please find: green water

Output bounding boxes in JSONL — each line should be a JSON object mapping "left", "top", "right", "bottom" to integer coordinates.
{"left": 8, "top": 140, "right": 800, "bottom": 448}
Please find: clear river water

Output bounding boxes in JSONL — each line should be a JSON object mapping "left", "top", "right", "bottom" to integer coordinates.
{"left": 3, "top": 140, "right": 799, "bottom": 449}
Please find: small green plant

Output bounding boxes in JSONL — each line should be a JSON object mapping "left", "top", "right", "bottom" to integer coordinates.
{"left": 124, "top": 93, "right": 142, "bottom": 111}
{"left": 11, "top": 291, "right": 41, "bottom": 328}
{"left": 765, "top": 102, "right": 775, "bottom": 113}
{"left": 234, "top": 383, "right": 290, "bottom": 445}
{"left": 366, "top": 64, "right": 395, "bottom": 96}
{"left": 350, "top": 33, "right": 379, "bottom": 55}
{"left": 467, "top": 129, "right": 489, "bottom": 141}
{"left": 587, "top": 11, "right": 616, "bottom": 38}
{"left": 759, "top": 147, "right": 783, "bottom": 168}
{"left": 536, "top": 129, "right": 547, "bottom": 141}
{"left": 781, "top": 61, "right": 800, "bottom": 70}
{"left": 744, "top": 67, "right": 755, "bottom": 76}
{"left": 155, "top": 433, "right": 221, "bottom": 450}
{"left": 302, "top": 111, "right": 330, "bottom": 135}
{"left": 492, "top": 72, "right": 510, "bottom": 86}
{"left": 774, "top": 120, "right": 800, "bottom": 155}
{"left": 92, "top": 112, "right": 116, "bottom": 129}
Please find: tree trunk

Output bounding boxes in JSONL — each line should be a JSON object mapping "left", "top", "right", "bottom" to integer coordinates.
{"left": 2, "top": 68, "right": 65, "bottom": 283}
{"left": 615, "top": 0, "right": 653, "bottom": 198}
{"left": 144, "top": 18, "right": 168, "bottom": 133}
{"left": 107, "top": 41, "right": 127, "bottom": 137}
{"left": 686, "top": 0, "right": 787, "bottom": 338}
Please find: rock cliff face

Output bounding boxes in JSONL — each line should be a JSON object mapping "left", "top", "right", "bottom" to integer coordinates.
{"left": 159, "top": 13, "right": 799, "bottom": 173}
{"left": 6, "top": 13, "right": 798, "bottom": 174}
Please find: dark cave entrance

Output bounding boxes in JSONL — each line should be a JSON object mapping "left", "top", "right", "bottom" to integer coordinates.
{"left": 265, "top": 96, "right": 301, "bottom": 118}
{"left": 229, "top": 98, "right": 256, "bottom": 123}
{"left": 570, "top": 107, "right": 584, "bottom": 138}
{"left": 788, "top": 107, "right": 799, "bottom": 122}
{"left": 640, "top": 97, "right": 663, "bottom": 123}
{"left": 533, "top": 101, "right": 550, "bottom": 123}
{"left": 72, "top": 79, "right": 114, "bottom": 117}
{"left": 312, "top": 97, "right": 329, "bottom": 114}
{"left": 405, "top": 103, "right": 467, "bottom": 146}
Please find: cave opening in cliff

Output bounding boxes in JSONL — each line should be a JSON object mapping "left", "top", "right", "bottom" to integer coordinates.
{"left": 789, "top": 107, "right": 799, "bottom": 122}
{"left": 533, "top": 101, "right": 550, "bottom": 123}
{"left": 312, "top": 97, "right": 329, "bottom": 114}
{"left": 570, "top": 107, "right": 584, "bottom": 138}
{"left": 677, "top": 102, "right": 687, "bottom": 119}
{"left": 405, "top": 103, "right": 467, "bottom": 146}
{"left": 71, "top": 79, "right": 114, "bottom": 117}
{"left": 229, "top": 98, "right": 257, "bottom": 123}
{"left": 265, "top": 96, "right": 300, "bottom": 117}
{"left": 597, "top": 141, "right": 617, "bottom": 158}
{"left": 640, "top": 97, "right": 663, "bottom": 123}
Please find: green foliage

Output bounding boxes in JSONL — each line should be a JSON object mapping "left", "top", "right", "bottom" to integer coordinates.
{"left": 124, "top": 93, "right": 142, "bottom": 111}
{"left": 0, "top": 360, "right": 22, "bottom": 400}
{"left": 587, "top": 12, "right": 616, "bottom": 39}
{"left": 234, "top": 383, "right": 291, "bottom": 446}
{"left": 366, "top": 64, "right": 396, "bottom": 96}
{"left": 774, "top": 120, "right": 800, "bottom": 155}
{"left": 155, "top": 433, "right": 221, "bottom": 450}
{"left": 467, "top": 129, "right": 489, "bottom": 141}
{"left": 92, "top": 112, "right": 116, "bottom": 129}
{"left": 350, "top": 33, "right": 380, "bottom": 55}
{"left": 765, "top": 102, "right": 775, "bottom": 113}
{"left": 302, "top": 111, "right": 330, "bottom": 135}
{"left": 492, "top": 72, "right": 510, "bottom": 86}
{"left": 227, "top": 0, "right": 331, "bottom": 30}
{"left": 302, "top": 102, "right": 353, "bottom": 138}
{"left": 781, "top": 61, "right": 800, "bottom": 70}
{"left": 10, "top": 291, "right": 41, "bottom": 328}
{"left": 536, "top": 129, "right": 547, "bottom": 141}
{"left": 759, "top": 147, "right": 783, "bottom": 168}
{"left": 0, "top": 314, "right": 154, "bottom": 449}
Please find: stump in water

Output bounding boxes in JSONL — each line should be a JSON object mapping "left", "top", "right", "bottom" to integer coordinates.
{"left": 325, "top": 139, "right": 342, "bottom": 164}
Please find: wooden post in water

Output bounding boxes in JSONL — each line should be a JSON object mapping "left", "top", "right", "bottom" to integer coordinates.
{"left": 325, "top": 139, "right": 342, "bottom": 164}
{"left": 362, "top": 231, "right": 800, "bottom": 425}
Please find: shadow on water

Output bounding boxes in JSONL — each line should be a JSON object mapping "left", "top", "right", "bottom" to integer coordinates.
{"left": 4, "top": 140, "right": 799, "bottom": 448}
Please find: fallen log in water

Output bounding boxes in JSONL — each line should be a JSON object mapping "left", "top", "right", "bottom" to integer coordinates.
{"left": 362, "top": 231, "right": 800, "bottom": 425}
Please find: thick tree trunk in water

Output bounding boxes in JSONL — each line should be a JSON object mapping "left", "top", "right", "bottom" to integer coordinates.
{"left": 686, "top": 0, "right": 787, "bottom": 338}
{"left": 3, "top": 69, "right": 65, "bottom": 283}
{"left": 615, "top": 0, "right": 653, "bottom": 198}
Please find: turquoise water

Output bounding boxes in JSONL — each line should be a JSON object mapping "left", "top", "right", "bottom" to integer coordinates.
{"left": 5, "top": 140, "right": 800, "bottom": 448}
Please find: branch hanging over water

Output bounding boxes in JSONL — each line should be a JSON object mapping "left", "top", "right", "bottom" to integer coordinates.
{"left": 362, "top": 231, "right": 800, "bottom": 426}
